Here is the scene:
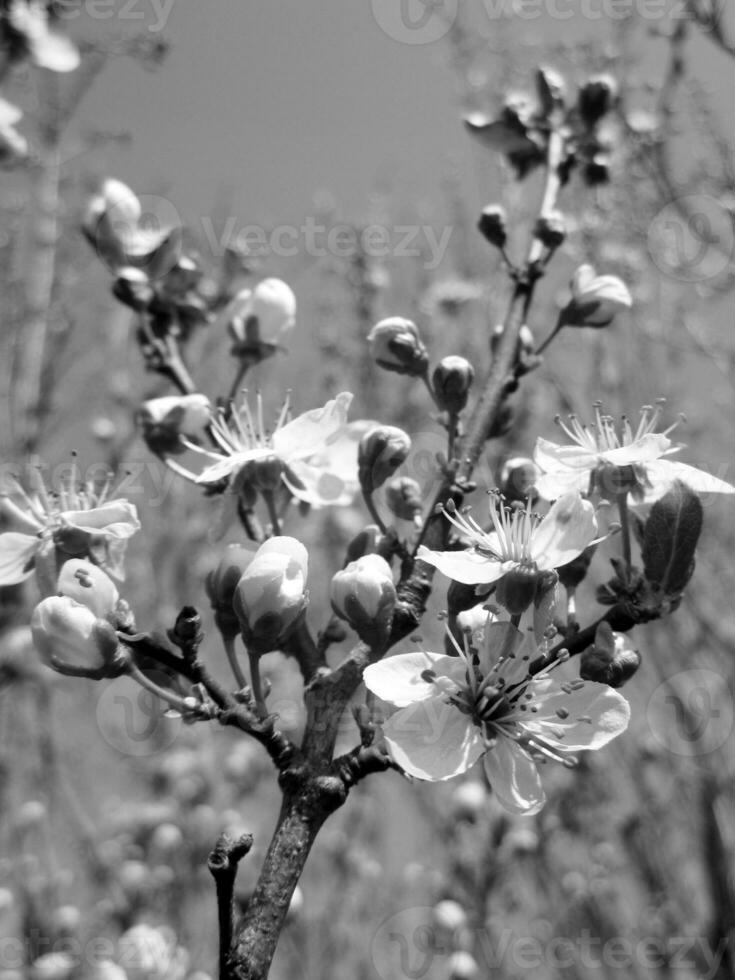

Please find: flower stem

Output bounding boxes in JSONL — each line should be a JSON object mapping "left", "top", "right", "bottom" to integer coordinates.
{"left": 128, "top": 662, "right": 196, "bottom": 715}
{"left": 262, "top": 490, "right": 282, "bottom": 535}
{"left": 223, "top": 634, "right": 248, "bottom": 691}
{"left": 248, "top": 650, "right": 267, "bottom": 717}
{"left": 617, "top": 491, "right": 632, "bottom": 575}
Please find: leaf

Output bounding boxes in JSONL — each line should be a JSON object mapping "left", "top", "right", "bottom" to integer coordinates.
{"left": 641, "top": 480, "right": 703, "bottom": 595}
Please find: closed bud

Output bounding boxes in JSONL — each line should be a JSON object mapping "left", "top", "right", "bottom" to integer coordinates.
{"left": 234, "top": 537, "right": 308, "bottom": 653}
{"left": 56, "top": 559, "right": 119, "bottom": 622}
{"left": 31, "top": 596, "right": 124, "bottom": 678}
{"left": 330, "top": 554, "right": 396, "bottom": 646}
{"left": 30, "top": 954, "right": 75, "bottom": 980}
{"left": 113, "top": 268, "right": 154, "bottom": 310}
{"left": 206, "top": 544, "right": 256, "bottom": 639}
{"left": 358, "top": 426, "right": 411, "bottom": 492}
{"left": 227, "top": 278, "right": 297, "bottom": 354}
{"left": 578, "top": 74, "right": 617, "bottom": 126}
{"left": 345, "top": 525, "right": 384, "bottom": 564}
{"left": 367, "top": 317, "right": 429, "bottom": 376}
{"left": 385, "top": 477, "right": 423, "bottom": 523}
{"left": 448, "top": 951, "right": 479, "bottom": 980}
{"left": 432, "top": 356, "right": 474, "bottom": 415}
{"left": 561, "top": 264, "right": 632, "bottom": 328}
{"left": 433, "top": 899, "right": 467, "bottom": 932}
{"left": 580, "top": 621, "right": 641, "bottom": 688}
{"left": 535, "top": 210, "right": 566, "bottom": 249}
{"left": 477, "top": 204, "right": 507, "bottom": 248}
{"left": 499, "top": 457, "right": 538, "bottom": 504}
{"left": 138, "top": 394, "right": 211, "bottom": 456}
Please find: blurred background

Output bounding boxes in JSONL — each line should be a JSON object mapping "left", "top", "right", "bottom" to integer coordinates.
{"left": 2, "top": 2, "right": 735, "bottom": 978}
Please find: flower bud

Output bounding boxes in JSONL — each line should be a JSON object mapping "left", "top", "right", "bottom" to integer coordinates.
{"left": 534, "top": 210, "right": 566, "bottom": 249}
{"left": 561, "top": 264, "right": 632, "bottom": 328}
{"left": 432, "top": 356, "right": 474, "bottom": 415}
{"left": 477, "top": 204, "right": 507, "bottom": 248}
{"left": 433, "top": 899, "right": 467, "bottom": 932}
{"left": 30, "top": 953, "right": 76, "bottom": 980}
{"left": 384, "top": 477, "right": 422, "bottom": 523}
{"left": 113, "top": 267, "right": 155, "bottom": 310}
{"left": 578, "top": 74, "right": 617, "bottom": 126}
{"left": 358, "top": 426, "right": 411, "bottom": 492}
{"left": 330, "top": 554, "right": 396, "bottom": 646}
{"left": 580, "top": 621, "right": 641, "bottom": 688}
{"left": 455, "top": 602, "right": 495, "bottom": 644}
{"left": 56, "top": 559, "right": 119, "bottom": 622}
{"left": 31, "top": 596, "right": 123, "bottom": 678}
{"left": 344, "top": 524, "right": 384, "bottom": 564}
{"left": 499, "top": 457, "right": 539, "bottom": 505}
{"left": 448, "top": 951, "right": 479, "bottom": 980}
{"left": 451, "top": 779, "right": 488, "bottom": 821}
{"left": 205, "top": 544, "right": 256, "bottom": 639}
{"left": 233, "top": 537, "right": 308, "bottom": 653}
{"left": 138, "top": 394, "right": 211, "bottom": 456}
{"left": 227, "top": 278, "right": 297, "bottom": 352}
{"left": 367, "top": 317, "right": 429, "bottom": 376}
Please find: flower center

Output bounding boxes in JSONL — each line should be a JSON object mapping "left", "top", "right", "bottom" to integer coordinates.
{"left": 444, "top": 496, "right": 541, "bottom": 564}
{"left": 209, "top": 392, "right": 292, "bottom": 458}
{"left": 555, "top": 398, "right": 682, "bottom": 455}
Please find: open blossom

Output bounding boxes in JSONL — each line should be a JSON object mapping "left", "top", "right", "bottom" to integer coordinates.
{"left": 417, "top": 492, "right": 597, "bottom": 587}
{"left": 192, "top": 391, "right": 372, "bottom": 507}
{"left": 533, "top": 402, "right": 735, "bottom": 503}
{"left": 5, "top": 0, "right": 80, "bottom": 72}
{"left": 0, "top": 471, "right": 140, "bottom": 586}
{"left": 364, "top": 621, "right": 630, "bottom": 814}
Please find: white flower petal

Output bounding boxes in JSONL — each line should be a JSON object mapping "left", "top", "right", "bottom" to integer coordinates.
{"left": 61, "top": 501, "right": 140, "bottom": 539}
{"left": 382, "top": 696, "right": 484, "bottom": 781}
{"left": 482, "top": 737, "right": 546, "bottom": 815}
{"left": 639, "top": 459, "right": 735, "bottom": 502}
{"left": 364, "top": 652, "right": 465, "bottom": 707}
{"left": 534, "top": 469, "right": 590, "bottom": 501}
{"left": 283, "top": 460, "right": 355, "bottom": 508}
{"left": 273, "top": 393, "right": 353, "bottom": 462}
{"left": 530, "top": 493, "right": 597, "bottom": 570}
{"left": 417, "top": 546, "right": 511, "bottom": 586}
{"left": 524, "top": 677, "right": 630, "bottom": 750}
{"left": 534, "top": 438, "right": 599, "bottom": 472}
{"left": 597, "top": 432, "right": 670, "bottom": 466}
{"left": 0, "top": 532, "right": 38, "bottom": 585}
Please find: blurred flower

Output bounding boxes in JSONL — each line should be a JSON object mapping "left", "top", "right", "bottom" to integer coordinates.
{"left": 385, "top": 476, "right": 422, "bottom": 523}
{"left": 194, "top": 391, "right": 369, "bottom": 507}
{"left": 234, "top": 536, "right": 308, "bottom": 653}
{"left": 580, "top": 621, "right": 641, "bottom": 688}
{"left": 364, "top": 621, "right": 630, "bottom": 814}
{"left": 367, "top": 317, "right": 429, "bottom": 376}
{"left": 117, "top": 925, "right": 188, "bottom": 980}
{"left": 223, "top": 278, "right": 296, "bottom": 353}
{"left": 477, "top": 205, "right": 507, "bottom": 248}
{"left": 5, "top": 0, "right": 79, "bottom": 72}
{"left": 417, "top": 492, "right": 597, "bottom": 587}
{"left": 0, "top": 470, "right": 140, "bottom": 585}
{"left": 83, "top": 179, "right": 179, "bottom": 275}
{"left": 561, "top": 264, "right": 632, "bottom": 328}
{"left": 330, "top": 553, "right": 396, "bottom": 645}
{"left": 0, "top": 97, "right": 28, "bottom": 166}
{"left": 432, "top": 356, "right": 474, "bottom": 415}
{"left": 29, "top": 953, "right": 75, "bottom": 980}
{"left": 138, "top": 394, "right": 212, "bottom": 457}
{"left": 534, "top": 402, "right": 735, "bottom": 502}
{"left": 448, "top": 951, "right": 479, "bottom": 980}
{"left": 499, "top": 457, "right": 539, "bottom": 505}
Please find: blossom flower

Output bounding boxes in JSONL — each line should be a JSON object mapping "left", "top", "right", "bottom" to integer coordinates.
{"left": 533, "top": 402, "right": 735, "bottom": 502}
{"left": 0, "top": 471, "right": 140, "bottom": 586}
{"left": 561, "top": 264, "right": 632, "bottom": 328}
{"left": 192, "top": 391, "right": 372, "bottom": 507}
{"left": 223, "top": 278, "right": 297, "bottom": 351}
{"left": 363, "top": 621, "right": 630, "bottom": 814}
{"left": 0, "top": 97, "right": 28, "bottom": 166}
{"left": 417, "top": 492, "right": 597, "bottom": 587}
{"left": 5, "top": 0, "right": 80, "bottom": 72}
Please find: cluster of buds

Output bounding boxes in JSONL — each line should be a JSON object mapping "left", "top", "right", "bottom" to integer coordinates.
{"left": 330, "top": 554, "right": 396, "bottom": 648}
{"left": 232, "top": 537, "right": 309, "bottom": 654}
{"left": 465, "top": 67, "right": 618, "bottom": 185}
{"left": 30, "top": 560, "right": 129, "bottom": 679}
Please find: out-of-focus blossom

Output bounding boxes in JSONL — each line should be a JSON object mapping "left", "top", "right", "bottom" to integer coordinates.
{"left": 0, "top": 97, "right": 28, "bottom": 165}
{"left": 138, "top": 394, "right": 211, "bottom": 457}
{"left": 117, "top": 924, "right": 189, "bottom": 980}
{"left": 223, "top": 278, "right": 296, "bottom": 353}
{"left": 534, "top": 402, "right": 735, "bottom": 502}
{"left": 5, "top": 0, "right": 80, "bottom": 72}
{"left": 364, "top": 621, "right": 630, "bottom": 814}
{"left": 193, "top": 391, "right": 371, "bottom": 508}
{"left": 560, "top": 264, "right": 632, "bottom": 328}
{"left": 0, "top": 470, "right": 140, "bottom": 585}
{"left": 367, "top": 317, "right": 429, "bottom": 376}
